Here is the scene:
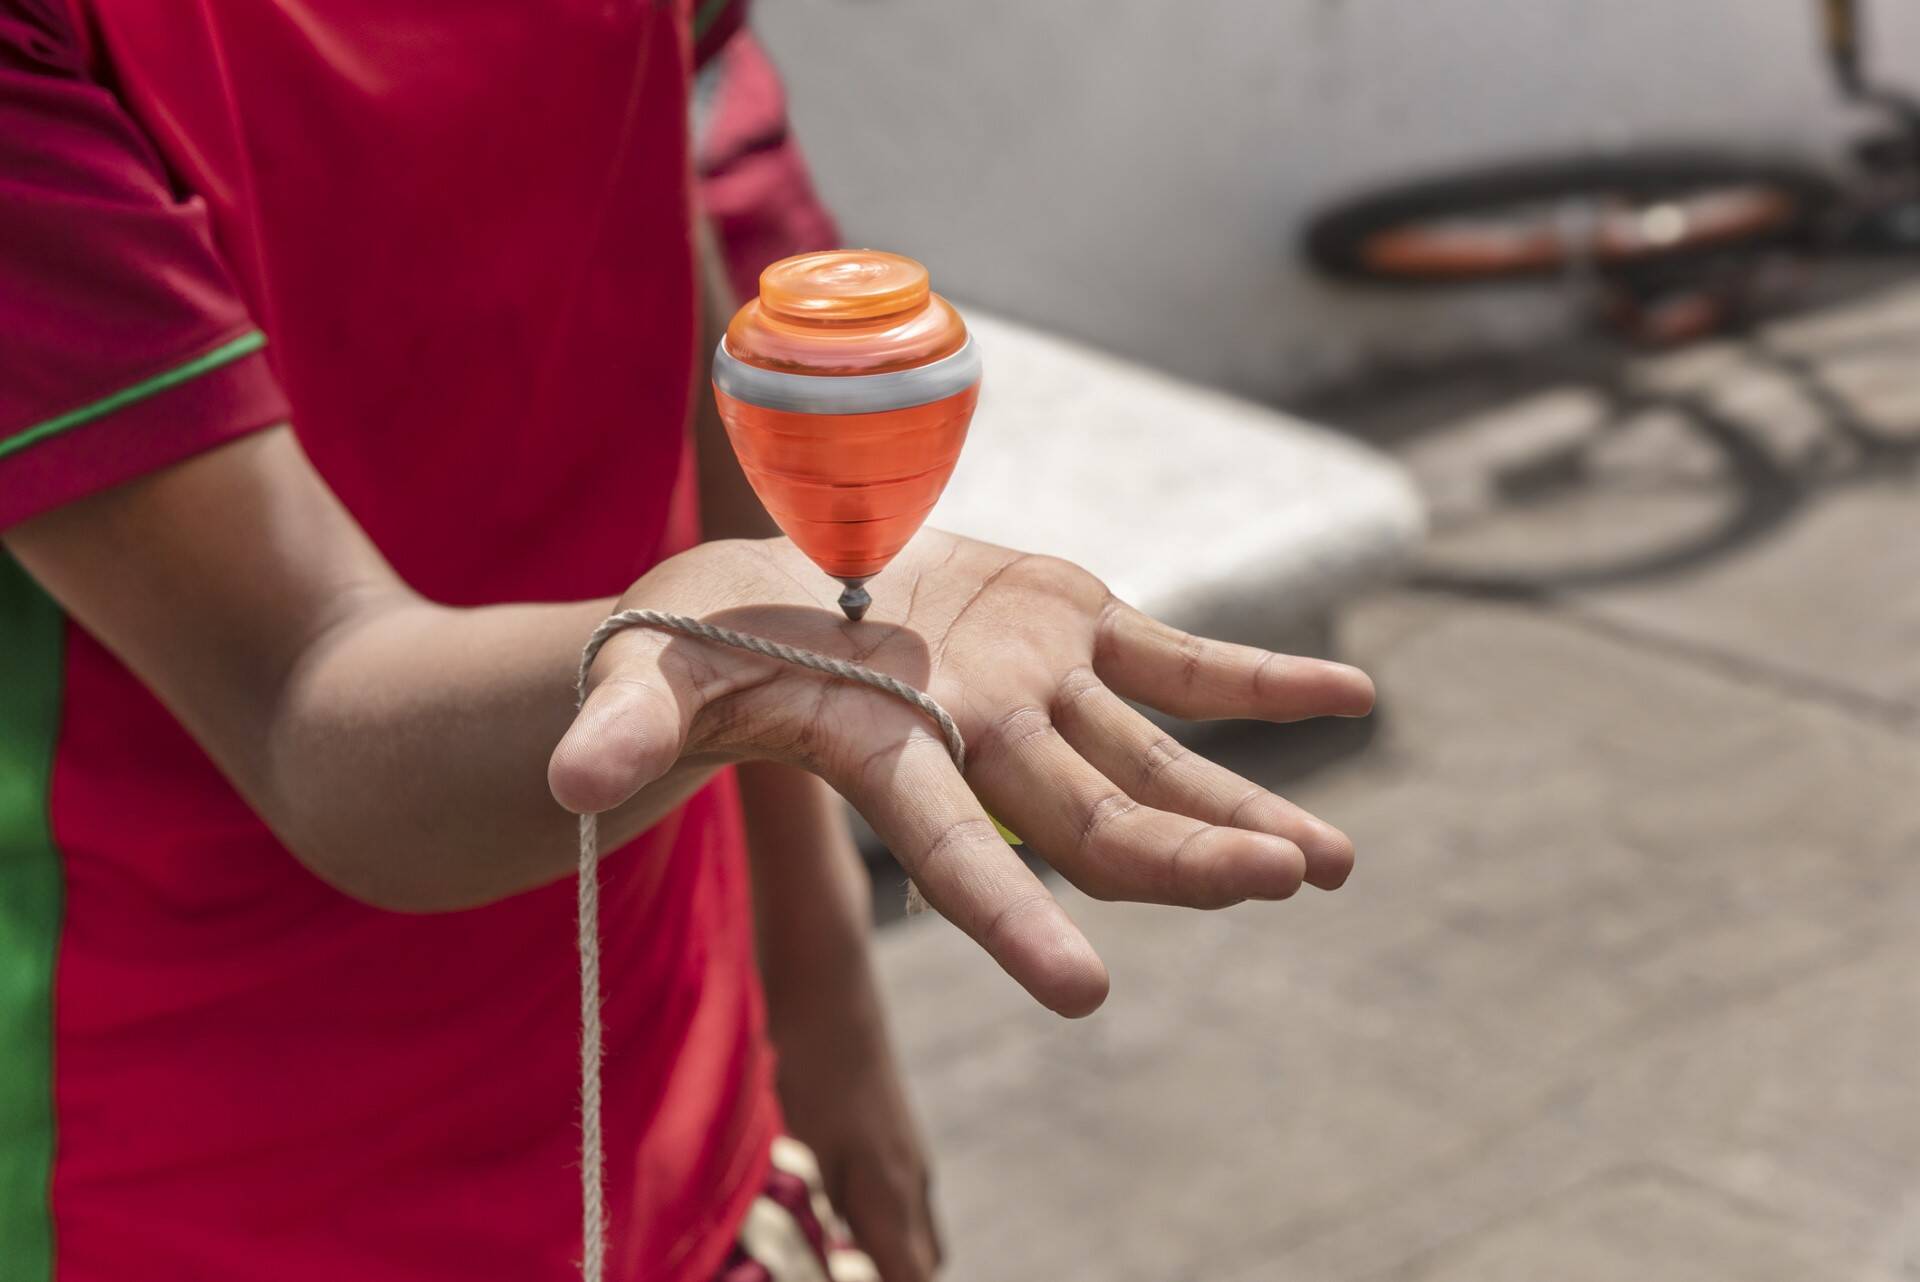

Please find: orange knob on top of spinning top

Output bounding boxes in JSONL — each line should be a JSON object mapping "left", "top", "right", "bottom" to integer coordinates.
{"left": 713, "top": 250, "right": 982, "bottom": 620}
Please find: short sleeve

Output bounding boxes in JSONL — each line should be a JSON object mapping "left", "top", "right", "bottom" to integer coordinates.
{"left": 0, "top": 2, "right": 290, "bottom": 529}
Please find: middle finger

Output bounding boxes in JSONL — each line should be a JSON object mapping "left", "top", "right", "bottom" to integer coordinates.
{"left": 967, "top": 706, "right": 1307, "bottom": 908}
{"left": 1053, "top": 673, "right": 1357, "bottom": 890}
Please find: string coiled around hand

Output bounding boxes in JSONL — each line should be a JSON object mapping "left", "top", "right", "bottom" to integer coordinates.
{"left": 571, "top": 609, "right": 964, "bottom": 1281}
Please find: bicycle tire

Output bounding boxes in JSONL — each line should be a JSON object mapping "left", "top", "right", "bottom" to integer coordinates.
{"left": 1304, "top": 150, "right": 1838, "bottom": 286}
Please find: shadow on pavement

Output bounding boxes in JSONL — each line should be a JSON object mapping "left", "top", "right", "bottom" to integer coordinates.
{"left": 1295, "top": 279, "right": 1920, "bottom": 603}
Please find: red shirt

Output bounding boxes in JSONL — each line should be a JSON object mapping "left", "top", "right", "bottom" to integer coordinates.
{"left": 0, "top": 2, "right": 835, "bottom": 1278}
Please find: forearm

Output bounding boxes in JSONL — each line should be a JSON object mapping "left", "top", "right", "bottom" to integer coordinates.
{"left": 6, "top": 429, "right": 723, "bottom": 912}
{"left": 266, "top": 592, "right": 723, "bottom": 911}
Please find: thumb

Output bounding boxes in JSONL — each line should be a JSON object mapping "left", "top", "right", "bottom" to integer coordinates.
{"left": 547, "top": 629, "right": 699, "bottom": 814}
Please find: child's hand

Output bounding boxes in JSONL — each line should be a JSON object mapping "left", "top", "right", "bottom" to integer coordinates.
{"left": 551, "top": 530, "right": 1373, "bottom": 1017}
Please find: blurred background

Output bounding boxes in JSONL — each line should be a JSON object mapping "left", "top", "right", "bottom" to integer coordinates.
{"left": 763, "top": 0, "right": 1920, "bottom": 394}
{"left": 752, "top": 2, "right": 1920, "bottom": 1279}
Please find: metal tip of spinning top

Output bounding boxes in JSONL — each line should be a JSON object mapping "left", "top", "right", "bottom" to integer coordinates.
{"left": 837, "top": 579, "right": 872, "bottom": 622}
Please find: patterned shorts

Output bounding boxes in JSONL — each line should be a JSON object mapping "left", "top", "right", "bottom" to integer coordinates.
{"left": 712, "top": 1137, "right": 880, "bottom": 1282}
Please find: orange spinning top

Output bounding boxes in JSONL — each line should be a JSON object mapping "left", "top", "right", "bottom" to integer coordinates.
{"left": 712, "top": 251, "right": 982, "bottom": 620}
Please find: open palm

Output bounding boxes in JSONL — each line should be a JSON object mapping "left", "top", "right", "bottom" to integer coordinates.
{"left": 551, "top": 530, "right": 1373, "bottom": 1016}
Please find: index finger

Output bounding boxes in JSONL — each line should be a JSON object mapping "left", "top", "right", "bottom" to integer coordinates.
{"left": 840, "top": 736, "right": 1110, "bottom": 1018}
{"left": 1094, "top": 600, "right": 1375, "bottom": 723}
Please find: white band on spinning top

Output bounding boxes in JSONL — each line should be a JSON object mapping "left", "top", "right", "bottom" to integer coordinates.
{"left": 711, "top": 336, "right": 981, "bottom": 414}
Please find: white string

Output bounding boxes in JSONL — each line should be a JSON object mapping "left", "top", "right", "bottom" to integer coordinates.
{"left": 576, "top": 808, "right": 607, "bottom": 1282}
{"left": 572, "top": 609, "right": 965, "bottom": 1280}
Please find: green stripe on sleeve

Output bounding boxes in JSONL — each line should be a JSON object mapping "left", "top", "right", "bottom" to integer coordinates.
{"left": 0, "top": 330, "right": 266, "bottom": 463}
{"left": 0, "top": 553, "right": 65, "bottom": 1281}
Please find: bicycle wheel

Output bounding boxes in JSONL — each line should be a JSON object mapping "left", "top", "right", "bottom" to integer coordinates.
{"left": 1304, "top": 151, "right": 1837, "bottom": 285}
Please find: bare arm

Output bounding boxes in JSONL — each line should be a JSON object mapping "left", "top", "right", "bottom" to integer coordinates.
{"left": 4, "top": 426, "right": 717, "bottom": 910}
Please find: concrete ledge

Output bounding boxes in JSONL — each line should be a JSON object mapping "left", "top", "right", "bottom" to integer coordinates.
{"left": 931, "top": 312, "right": 1427, "bottom": 650}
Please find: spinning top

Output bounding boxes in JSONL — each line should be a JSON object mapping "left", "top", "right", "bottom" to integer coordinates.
{"left": 712, "top": 250, "right": 982, "bottom": 621}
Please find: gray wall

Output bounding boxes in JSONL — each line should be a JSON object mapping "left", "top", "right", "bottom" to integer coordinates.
{"left": 759, "top": 0, "right": 1920, "bottom": 401}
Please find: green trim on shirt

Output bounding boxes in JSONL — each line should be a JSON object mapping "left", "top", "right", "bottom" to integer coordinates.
{"left": 0, "top": 553, "right": 65, "bottom": 1281}
{"left": 0, "top": 330, "right": 266, "bottom": 463}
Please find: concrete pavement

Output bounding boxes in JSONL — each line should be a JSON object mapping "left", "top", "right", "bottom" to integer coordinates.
{"left": 869, "top": 282, "right": 1920, "bottom": 1281}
